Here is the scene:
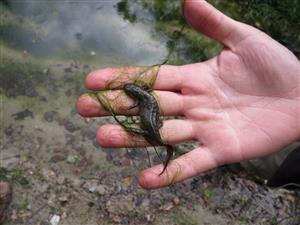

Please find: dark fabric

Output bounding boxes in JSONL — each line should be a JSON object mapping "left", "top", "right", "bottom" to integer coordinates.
{"left": 268, "top": 146, "right": 300, "bottom": 189}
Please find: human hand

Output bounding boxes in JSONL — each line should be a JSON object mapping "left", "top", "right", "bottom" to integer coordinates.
{"left": 77, "top": 0, "right": 300, "bottom": 189}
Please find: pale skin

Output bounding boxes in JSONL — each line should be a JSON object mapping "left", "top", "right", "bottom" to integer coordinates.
{"left": 77, "top": 0, "right": 300, "bottom": 189}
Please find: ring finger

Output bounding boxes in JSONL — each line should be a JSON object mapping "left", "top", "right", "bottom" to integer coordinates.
{"left": 97, "top": 119, "right": 196, "bottom": 147}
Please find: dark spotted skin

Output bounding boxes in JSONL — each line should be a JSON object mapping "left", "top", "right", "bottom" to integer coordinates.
{"left": 123, "top": 83, "right": 174, "bottom": 175}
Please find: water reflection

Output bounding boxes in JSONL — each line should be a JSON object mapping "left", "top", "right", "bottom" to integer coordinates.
{"left": 1, "top": 0, "right": 167, "bottom": 65}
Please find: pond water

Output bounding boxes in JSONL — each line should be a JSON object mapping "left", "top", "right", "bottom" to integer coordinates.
{"left": 1, "top": 0, "right": 167, "bottom": 66}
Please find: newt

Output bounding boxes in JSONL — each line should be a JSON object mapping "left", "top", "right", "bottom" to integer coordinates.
{"left": 123, "top": 83, "right": 174, "bottom": 175}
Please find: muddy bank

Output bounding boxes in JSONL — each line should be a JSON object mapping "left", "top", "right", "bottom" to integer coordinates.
{"left": 0, "top": 58, "right": 299, "bottom": 225}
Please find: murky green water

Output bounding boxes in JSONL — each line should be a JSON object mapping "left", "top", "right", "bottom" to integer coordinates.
{"left": 0, "top": 0, "right": 168, "bottom": 66}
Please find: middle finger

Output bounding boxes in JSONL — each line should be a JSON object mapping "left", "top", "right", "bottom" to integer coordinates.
{"left": 77, "top": 90, "right": 184, "bottom": 117}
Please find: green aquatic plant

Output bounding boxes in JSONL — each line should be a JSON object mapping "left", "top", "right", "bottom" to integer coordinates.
{"left": 105, "top": 65, "right": 160, "bottom": 90}
{"left": 209, "top": 0, "right": 300, "bottom": 57}
{"left": 0, "top": 0, "right": 10, "bottom": 8}
{"left": 0, "top": 167, "right": 27, "bottom": 184}
{"left": 91, "top": 63, "right": 160, "bottom": 130}
{"left": 117, "top": 0, "right": 137, "bottom": 23}
{"left": 117, "top": 0, "right": 300, "bottom": 61}
{"left": 0, "top": 57, "right": 53, "bottom": 97}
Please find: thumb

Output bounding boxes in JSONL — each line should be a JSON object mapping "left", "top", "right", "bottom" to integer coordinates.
{"left": 183, "top": 0, "right": 260, "bottom": 48}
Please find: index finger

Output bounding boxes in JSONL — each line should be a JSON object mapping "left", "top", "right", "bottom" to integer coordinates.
{"left": 85, "top": 65, "right": 185, "bottom": 91}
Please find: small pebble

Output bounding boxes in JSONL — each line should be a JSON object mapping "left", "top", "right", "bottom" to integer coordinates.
{"left": 50, "top": 214, "right": 60, "bottom": 225}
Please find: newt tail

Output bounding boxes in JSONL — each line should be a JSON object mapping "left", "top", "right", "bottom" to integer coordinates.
{"left": 159, "top": 144, "right": 174, "bottom": 175}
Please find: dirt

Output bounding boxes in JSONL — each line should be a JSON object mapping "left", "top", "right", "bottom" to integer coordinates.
{"left": 1, "top": 59, "right": 300, "bottom": 225}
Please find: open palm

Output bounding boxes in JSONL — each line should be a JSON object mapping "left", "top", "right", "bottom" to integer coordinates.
{"left": 77, "top": 0, "right": 300, "bottom": 189}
